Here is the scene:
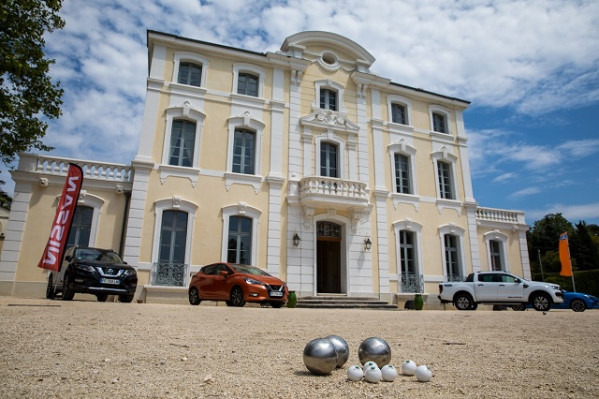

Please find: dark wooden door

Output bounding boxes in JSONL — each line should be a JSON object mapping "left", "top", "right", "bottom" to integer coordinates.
{"left": 317, "top": 238, "right": 341, "bottom": 293}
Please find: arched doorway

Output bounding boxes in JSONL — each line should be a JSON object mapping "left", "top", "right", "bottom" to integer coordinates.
{"left": 316, "top": 221, "right": 343, "bottom": 294}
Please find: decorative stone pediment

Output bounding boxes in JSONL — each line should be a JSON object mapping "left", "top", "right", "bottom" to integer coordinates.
{"left": 300, "top": 109, "right": 359, "bottom": 134}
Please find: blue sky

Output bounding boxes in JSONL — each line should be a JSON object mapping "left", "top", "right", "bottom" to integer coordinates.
{"left": 2, "top": 0, "right": 598, "bottom": 225}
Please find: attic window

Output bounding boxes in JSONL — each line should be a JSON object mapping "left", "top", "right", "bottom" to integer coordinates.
{"left": 319, "top": 52, "right": 339, "bottom": 71}
{"left": 322, "top": 52, "right": 336, "bottom": 65}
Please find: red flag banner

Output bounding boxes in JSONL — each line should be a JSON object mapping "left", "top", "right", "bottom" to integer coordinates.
{"left": 37, "top": 163, "right": 84, "bottom": 271}
{"left": 559, "top": 232, "right": 572, "bottom": 277}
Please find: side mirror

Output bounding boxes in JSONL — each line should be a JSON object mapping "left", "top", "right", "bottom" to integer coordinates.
{"left": 65, "top": 255, "right": 72, "bottom": 261}
{"left": 514, "top": 278, "right": 521, "bottom": 284}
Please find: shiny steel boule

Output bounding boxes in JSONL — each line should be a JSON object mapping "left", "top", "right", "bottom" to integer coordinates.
{"left": 358, "top": 337, "right": 391, "bottom": 368}
{"left": 303, "top": 338, "right": 338, "bottom": 375}
{"left": 325, "top": 335, "right": 350, "bottom": 368}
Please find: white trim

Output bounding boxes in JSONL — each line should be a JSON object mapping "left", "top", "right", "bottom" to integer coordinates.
{"left": 75, "top": 191, "right": 105, "bottom": 247}
{"left": 387, "top": 95, "right": 413, "bottom": 127}
{"left": 172, "top": 52, "right": 209, "bottom": 87}
{"left": 429, "top": 105, "right": 452, "bottom": 134}
{"left": 232, "top": 63, "right": 265, "bottom": 98}
{"left": 393, "top": 220, "right": 424, "bottom": 293}
{"left": 431, "top": 148, "right": 460, "bottom": 208}
{"left": 225, "top": 111, "right": 265, "bottom": 191}
{"left": 439, "top": 224, "right": 467, "bottom": 281}
{"left": 388, "top": 139, "right": 418, "bottom": 196}
{"left": 314, "top": 79, "right": 346, "bottom": 113}
{"left": 221, "top": 203, "right": 262, "bottom": 266}
{"left": 151, "top": 197, "right": 199, "bottom": 268}
{"left": 315, "top": 132, "right": 346, "bottom": 179}
{"left": 483, "top": 230, "right": 510, "bottom": 272}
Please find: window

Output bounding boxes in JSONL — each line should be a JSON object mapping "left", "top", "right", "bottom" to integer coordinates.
{"left": 320, "top": 88, "right": 337, "bottom": 111}
{"left": 66, "top": 206, "right": 93, "bottom": 249}
{"left": 437, "top": 161, "right": 454, "bottom": 200}
{"left": 490, "top": 240, "right": 503, "bottom": 271}
{"left": 399, "top": 230, "right": 419, "bottom": 291}
{"left": 444, "top": 234, "right": 461, "bottom": 281}
{"left": 237, "top": 73, "right": 259, "bottom": 96}
{"left": 227, "top": 216, "right": 252, "bottom": 264}
{"left": 432, "top": 112, "right": 448, "bottom": 133}
{"left": 394, "top": 153, "right": 411, "bottom": 194}
{"left": 232, "top": 129, "right": 256, "bottom": 174}
{"left": 177, "top": 62, "right": 202, "bottom": 87}
{"left": 320, "top": 142, "right": 338, "bottom": 177}
{"left": 169, "top": 120, "right": 196, "bottom": 167}
{"left": 391, "top": 103, "right": 407, "bottom": 125}
{"left": 158, "top": 210, "right": 188, "bottom": 267}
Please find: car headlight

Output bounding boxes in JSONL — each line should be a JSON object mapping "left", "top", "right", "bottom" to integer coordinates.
{"left": 74, "top": 264, "right": 95, "bottom": 273}
{"left": 123, "top": 269, "right": 136, "bottom": 276}
{"left": 243, "top": 277, "right": 264, "bottom": 286}
{"left": 551, "top": 285, "right": 560, "bottom": 290}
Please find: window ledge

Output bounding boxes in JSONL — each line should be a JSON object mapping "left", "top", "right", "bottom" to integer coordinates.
{"left": 430, "top": 131, "right": 455, "bottom": 143}
{"left": 159, "top": 165, "right": 200, "bottom": 187}
{"left": 225, "top": 172, "right": 263, "bottom": 193}
{"left": 391, "top": 193, "right": 420, "bottom": 210}
{"left": 230, "top": 93, "right": 266, "bottom": 106}
{"left": 436, "top": 198, "right": 463, "bottom": 215}
{"left": 168, "top": 82, "right": 208, "bottom": 96}
{"left": 387, "top": 122, "right": 414, "bottom": 134}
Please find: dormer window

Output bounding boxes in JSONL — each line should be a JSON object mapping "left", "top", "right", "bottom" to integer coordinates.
{"left": 177, "top": 62, "right": 202, "bottom": 87}
{"left": 320, "top": 88, "right": 337, "bottom": 111}
{"left": 237, "top": 73, "right": 259, "bottom": 97}
{"left": 432, "top": 112, "right": 448, "bottom": 133}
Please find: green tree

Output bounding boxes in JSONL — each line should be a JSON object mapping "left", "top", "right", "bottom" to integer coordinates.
{"left": 570, "top": 221, "right": 599, "bottom": 271}
{"left": 0, "top": 0, "right": 64, "bottom": 164}
{"left": 527, "top": 213, "right": 574, "bottom": 278}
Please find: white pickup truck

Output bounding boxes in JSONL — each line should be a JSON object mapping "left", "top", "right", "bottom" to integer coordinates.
{"left": 438, "top": 271, "right": 563, "bottom": 311}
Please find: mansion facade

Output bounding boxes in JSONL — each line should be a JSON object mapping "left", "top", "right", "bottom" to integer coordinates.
{"left": 0, "top": 31, "right": 530, "bottom": 306}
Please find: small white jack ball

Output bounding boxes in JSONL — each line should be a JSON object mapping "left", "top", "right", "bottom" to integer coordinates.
{"left": 402, "top": 359, "right": 417, "bottom": 376}
{"left": 364, "top": 365, "right": 382, "bottom": 383}
{"left": 381, "top": 364, "right": 398, "bottom": 382}
{"left": 346, "top": 365, "right": 364, "bottom": 381}
{"left": 415, "top": 365, "right": 433, "bottom": 382}
{"left": 363, "top": 361, "right": 378, "bottom": 369}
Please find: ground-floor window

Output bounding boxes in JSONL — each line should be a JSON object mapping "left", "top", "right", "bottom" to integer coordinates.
{"left": 156, "top": 210, "right": 188, "bottom": 286}
{"left": 444, "top": 233, "right": 462, "bottom": 281}
{"left": 227, "top": 216, "right": 252, "bottom": 264}
{"left": 489, "top": 239, "right": 503, "bottom": 271}
{"left": 66, "top": 206, "right": 93, "bottom": 249}
{"left": 399, "top": 230, "right": 422, "bottom": 292}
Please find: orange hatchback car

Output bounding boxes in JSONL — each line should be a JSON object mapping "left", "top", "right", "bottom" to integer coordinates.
{"left": 188, "top": 263, "right": 288, "bottom": 307}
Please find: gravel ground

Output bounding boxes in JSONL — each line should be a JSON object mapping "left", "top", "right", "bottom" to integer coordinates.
{"left": 0, "top": 296, "right": 598, "bottom": 399}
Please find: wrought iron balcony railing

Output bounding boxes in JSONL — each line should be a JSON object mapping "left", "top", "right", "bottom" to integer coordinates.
{"left": 151, "top": 263, "right": 189, "bottom": 287}
{"left": 400, "top": 273, "right": 424, "bottom": 293}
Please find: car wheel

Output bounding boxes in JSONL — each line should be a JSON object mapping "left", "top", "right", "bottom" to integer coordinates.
{"left": 229, "top": 286, "right": 246, "bottom": 307}
{"left": 46, "top": 275, "right": 57, "bottom": 300}
{"left": 188, "top": 287, "right": 201, "bottom": 305}
{"left": 62, "top": 275, "right": 75, "bottom": 301}
{"left": 454, "top": 293, "right": 473, "bottom": 311}
{"left": 512, "top": 304, "right": 527, "bottom": 311}
{"left": 570, "top": 298, "right": 586, "bottom": 312}
{"left": 271, "top": 302, "right": 284, "bottom": 308}
{"left": 118, "top": 295, "right": 134, "bottom": 303}
{"left": 531, "top": 293, "right": 551, "bottom": 312}
{"left": 96, "top": 294, "right": 108, "bottom": 302}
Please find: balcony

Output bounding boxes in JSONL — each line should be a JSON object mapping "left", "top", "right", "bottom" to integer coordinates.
{"left": 298, "top": 176, "right": 369, "bottom": 210}
{"left": 476, "top": 206, "right": 526, "bottom": 225}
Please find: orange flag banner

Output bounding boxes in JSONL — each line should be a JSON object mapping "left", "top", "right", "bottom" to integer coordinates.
{"left": 559, "top": 232, "right": 572, "bottom": 277}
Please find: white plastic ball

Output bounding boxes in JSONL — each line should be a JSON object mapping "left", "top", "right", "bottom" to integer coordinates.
{"left": 381, "top": 364, "right": 398, "bottom": 382}
{"left": 346, "top": 365, "right": 364, "bottom": 381}
{"left": 415, "top": 365, "right": 433, "bottom": 382}
{"left": 364, "top": 365, "right": 382, "bottom": 383}
{"left": 402, "top": 359, "right": 417, "bottom": 376}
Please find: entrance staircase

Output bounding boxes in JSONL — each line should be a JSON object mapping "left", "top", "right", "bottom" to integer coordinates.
{"left": 295, "top": 295, "right": 397, "bottom": 310}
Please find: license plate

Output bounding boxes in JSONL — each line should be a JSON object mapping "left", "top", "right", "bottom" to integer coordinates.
{"left": 270, "top": 291, "right": 283, "bottom": 297}
{"left": 101, "top": 278, "right": 120, "bottom": 285}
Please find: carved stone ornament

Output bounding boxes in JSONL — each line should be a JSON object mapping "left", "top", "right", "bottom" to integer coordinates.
{"left": 300, "top": 109, "right": 359, "bottom": 133}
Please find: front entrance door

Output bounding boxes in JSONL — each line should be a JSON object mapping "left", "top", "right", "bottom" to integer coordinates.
{"left": 316, "top": 221, "right": 342, "bottom": 294}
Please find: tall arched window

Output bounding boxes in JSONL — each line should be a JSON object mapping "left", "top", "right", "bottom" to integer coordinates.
{"left": 66, "top": 206, "right": 93, "bottom": 249}
{"left": 227, "top": 216, "right": 252, "bottom": 264}
{"left": 232, "top": 129, "right": 256, "bottom": 175}
{"left": 320, "top": 142, "right": 338, "bottom": 178}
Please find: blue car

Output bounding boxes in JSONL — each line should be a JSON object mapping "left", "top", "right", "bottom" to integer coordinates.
{"left": 511, "top": 290, "right": 598, "bottom": 312}
{"left": 553, "top": 290, "right": 599, "bottom": 312}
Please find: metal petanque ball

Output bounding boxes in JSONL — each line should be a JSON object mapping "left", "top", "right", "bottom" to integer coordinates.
{"left": 303, "top": 338, "right": 338, "bottom": 375}
{"left": 358, "top": 337, "right": 392, "bottom": 368}
{"left": 325, "top": 335, "right": 350, "bottom": 368}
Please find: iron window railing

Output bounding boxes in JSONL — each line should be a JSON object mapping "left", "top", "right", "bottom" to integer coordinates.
{"left": 151, "top": 263, "right": 189, "bottom": 287}
{"left": 400, "top": 273, "right": 424, "bottom": 293}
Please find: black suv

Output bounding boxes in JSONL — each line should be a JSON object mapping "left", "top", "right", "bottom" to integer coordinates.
{"left": 46, "top": 247, "right": 138, "bottom": 302}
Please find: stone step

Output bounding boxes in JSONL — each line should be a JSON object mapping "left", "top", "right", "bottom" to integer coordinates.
{"left": 295, "top": 296, "right": 398, "bottom": 310}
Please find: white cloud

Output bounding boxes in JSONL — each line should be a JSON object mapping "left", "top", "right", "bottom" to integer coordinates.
{"left": 510, "top": 187, "right": 541, "bottom": 198}
{"left": 526, "top": 203, "right": 599, "bottom": 223}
